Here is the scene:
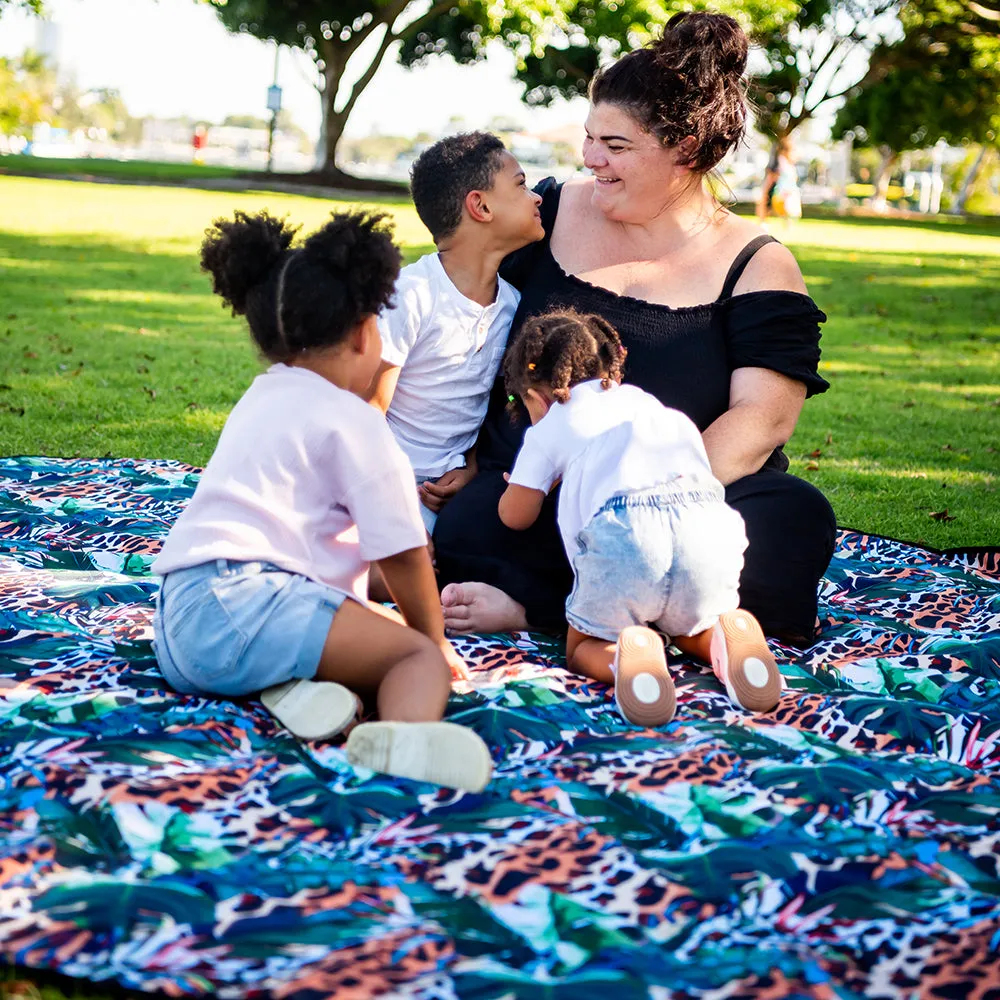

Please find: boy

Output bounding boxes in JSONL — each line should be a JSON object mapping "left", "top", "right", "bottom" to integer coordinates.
{"left": 371, "top": 132, "right": 545, "bottom": 531}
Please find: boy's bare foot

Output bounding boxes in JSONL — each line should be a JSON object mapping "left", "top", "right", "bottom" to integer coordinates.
{"left": 345, "top": 720, "right": 493, "bottom": 791}
{"left": 441, "top": 582, "right": 527, "bottom": 634}
{"left": 710, "top": 610, "right": 782, "bottom": 712}
{"left": 613, "top": 626, "right": 676, "bottom": 727}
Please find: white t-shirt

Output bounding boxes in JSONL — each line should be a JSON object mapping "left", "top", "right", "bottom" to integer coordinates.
{"left": 508, "top": 380, "right": 718, "bottom": 557}
{"left": 378, "top": 252, "right": 519, "bottom": 478}
{"left": 153, "top": 364, "right": 427, "bottom": 602}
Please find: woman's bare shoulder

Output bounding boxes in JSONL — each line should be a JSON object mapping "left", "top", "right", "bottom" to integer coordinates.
{"left": 550, "top": 176, "right": 602, "bottom": 246}
{"left": 561, "top": 175, "right": 594, "bottom": 195}
{"left": 724, "top": 216, "right": 808, "bottom": 295}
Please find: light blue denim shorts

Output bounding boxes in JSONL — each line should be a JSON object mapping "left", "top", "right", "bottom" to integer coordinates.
{"left": 153, "top": 559, "right": 350, "bottom": 697}
{"left": 415, "top": 475, "right": 437, "bottom": 534}
{"left": 565, "top": 482, "right": 748, "bottom": 642}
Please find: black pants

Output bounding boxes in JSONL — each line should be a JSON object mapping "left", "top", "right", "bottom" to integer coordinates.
{"left": 433, "top": 468, "right": 837, "bottom": 645}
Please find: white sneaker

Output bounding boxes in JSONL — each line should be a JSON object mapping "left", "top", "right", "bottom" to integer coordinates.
{"left": 260, "top": 679, "right": 360, "bottom": 741}
{"left": 613, "top": 626, "right": 676, "bottom": 727}
{"left": 345, "top": 721, "right": 493, "bottom": 792}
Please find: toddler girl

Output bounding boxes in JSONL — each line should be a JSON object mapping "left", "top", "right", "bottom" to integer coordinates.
{"left": 152, "top": 208, "right": 492, "bottom": 792}
{"left": 498, "top": 309, "right": 782, "bottom": 726}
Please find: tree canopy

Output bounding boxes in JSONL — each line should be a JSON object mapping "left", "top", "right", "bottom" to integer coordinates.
{"left": 833, "top": 1, "right": 1000, "bottom": 152}
{"left": 202, "top": 1, "right": 573, "bottom": 182}
{"left": 202, "top": 0, "right": 798, "bottom": 182}
{"left": 0, "top": 51, "right": 57, "bottom": 136}
{"left": 400, "top": 0, "right": 799, "bottom": 109}
{"left": 751, "top": 0, "right": 903, "bottom": 141}
{"left": 0, "top": 0, "right": 45, "bottom": 13}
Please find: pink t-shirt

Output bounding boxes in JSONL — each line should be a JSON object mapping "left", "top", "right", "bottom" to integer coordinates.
{"left": 153, "top": 364, "right": 427, "bottom": 601}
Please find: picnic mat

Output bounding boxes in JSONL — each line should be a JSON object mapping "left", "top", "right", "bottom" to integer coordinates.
{"left": 1, "top": 456, "right": 999, "bottom": 1000}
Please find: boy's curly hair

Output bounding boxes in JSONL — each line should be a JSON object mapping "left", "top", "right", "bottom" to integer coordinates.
{"left": 409, "top": 131, "right": 507, "bottom": 243}
{"left": 503, "top": 309, "right": 627, "bottom": 411}
{"left": 200, "top": 209, "right": 401, "bottom": 363}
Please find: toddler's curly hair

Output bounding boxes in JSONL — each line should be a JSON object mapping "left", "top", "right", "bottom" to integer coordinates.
{"left": 504, "top": 309, "right": 627, "bottom": 411}
{"left": 200, "top": 209, "right": 401, "bottom": 363}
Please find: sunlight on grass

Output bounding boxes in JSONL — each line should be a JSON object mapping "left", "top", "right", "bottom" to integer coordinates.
{"left": 801, "top": 456, "right": 996, "bottom": 486}
{"left": 77, "top": 289, "right": 203, "bottom": 305}
{"left": 0, "top": 176, "right": 425, "bottom": 249}
{"left": 785, "top": 220, "right": 1000, "bottom": 257}
{"left": 2, "top": 174, "right": 998, "bottom": 546}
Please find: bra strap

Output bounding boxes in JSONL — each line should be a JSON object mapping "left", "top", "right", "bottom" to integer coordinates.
{"left": 719, "top": 234, "right": 779, "bottom": 300}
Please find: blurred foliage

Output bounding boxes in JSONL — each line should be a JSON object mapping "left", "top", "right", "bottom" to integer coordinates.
{"left": 830, "top": 0, "right": 999, "bottom": 210}
{"left": 751, "top": 0, "right": 902, "bottom": 142}
{"left": 832, "top": 0, "right": 1000, "bottom": 152}
{"left": 0, "top": 0, "right": 45, "bottom": 14}
{"left": 0, "top": 51, "right": 58, "bottom": 136}
{"left": 202, "top": 1, "right": 575, "bottom": 171}
{"left": 202, "top": 0, "right": 796, "bottom": 172}
{"left": 401, "top": 0, "right": 799, "bottom": 108}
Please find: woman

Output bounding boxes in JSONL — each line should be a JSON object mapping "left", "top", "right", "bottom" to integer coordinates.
{"left": 433, "top": 12, "right": 835, "bottom": 647}
{"left": 758, "top": 135, "right": 803, "bottom": 225}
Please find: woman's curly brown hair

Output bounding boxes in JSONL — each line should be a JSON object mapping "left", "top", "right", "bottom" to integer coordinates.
{"left": 200, "top": 209, "right": 401, "bottom": 364}
{"left": 504, "top": 309, "right": 627, "bottom": 414}
{"left": 590, "top": 11, "right": 749, "bottom": 174}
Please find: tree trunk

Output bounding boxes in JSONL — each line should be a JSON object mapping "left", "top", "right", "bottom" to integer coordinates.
{"left": 308, "top": 26, "right": 407, "bottom": 190}
{"left": 949, "top": 146, "right": 988, "bottom": 215}
{"left": 321, "top": 104, "right": 348, "bottom": 178}
{"left": 872, "top": 148, "right": 899, "bottom": 212}
{"left": 314, "top": 44, "right": 347, "bottom": 177}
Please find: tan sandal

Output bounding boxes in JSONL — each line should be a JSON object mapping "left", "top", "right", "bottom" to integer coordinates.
{"left": 613, "top": 626, "right": 676, "bottom": 727}
{"left": 710, "top": 610, "right": 782, "bottom": 712}
{"left": 260, "top": 678, "right": 360, "bottom": 741}
{"left": 345, "top": 721, "right": 493, "bottom": 792}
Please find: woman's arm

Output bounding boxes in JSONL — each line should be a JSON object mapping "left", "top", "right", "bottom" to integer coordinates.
{"left": 703, "top": 241, "right": 811, "bottom": 485}
{"left": 702, "top": 367, "right": 806, "bottom": 485}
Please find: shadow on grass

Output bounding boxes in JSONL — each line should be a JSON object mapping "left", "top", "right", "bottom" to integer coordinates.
{"left": 0, "top": 226, "right": 997, "bottom": 543}
{"left": 0, "top": 229, "right": 438, "bottom": 465}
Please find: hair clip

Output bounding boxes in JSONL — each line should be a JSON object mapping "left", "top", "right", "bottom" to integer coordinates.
{"left": 527, "top": 362, "right": 536, "bottom": 371}
{"left": 507, "top": 394, "right": 516, "bottom": 403}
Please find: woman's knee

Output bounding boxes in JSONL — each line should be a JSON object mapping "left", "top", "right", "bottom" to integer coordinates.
{"left": 726, "top": 472, "right": 836, "bottom": 642}
{"left": 433, "top": 471, "right": 507, "bottom": 558}
{"left": 729, "top": 471, "right": 836, "bottom": 551}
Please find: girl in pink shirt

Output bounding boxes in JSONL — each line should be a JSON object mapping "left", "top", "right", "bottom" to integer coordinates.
{"left": 153, "top": 209, "right": 492, "bottom": 792}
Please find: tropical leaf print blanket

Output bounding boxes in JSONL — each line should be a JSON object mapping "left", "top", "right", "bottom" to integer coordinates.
{"left": 1, "top": 456, "right": 999, "bottom": 1000}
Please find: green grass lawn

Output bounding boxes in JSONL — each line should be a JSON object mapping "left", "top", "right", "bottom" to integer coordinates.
{"left": 1, "top": 174, "right": 998, "bottom": 547}
{"left": 0, "top": 153, "right": 249, "bottom": 182}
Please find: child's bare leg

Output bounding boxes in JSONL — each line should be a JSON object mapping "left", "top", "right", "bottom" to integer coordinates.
{"left": 316, "top": 598, "right": 451, "bottom": 721}
{"left": 567, "top": 626, "right": 676, "bottom": 727}
{"left": 368, "top": 563, "right": 392, "bottom": 603}
{"left": 566, "top": 626, "right": 616, "bottom": 683}
{"left": 319, "top": 599, "right": 492, "bottom": 790}
{"left": 672, "top": 629, "right": 712, "bottom": 661}
{"left": 675, "top": 609, "right": 781, "bottom": 713}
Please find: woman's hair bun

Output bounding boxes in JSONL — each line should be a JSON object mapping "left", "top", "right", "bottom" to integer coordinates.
{"left": 200, "top": 210, "right": 298, "bottom": 316}
{"left": 654, "top": 11, "right": 748, "bottom": 81}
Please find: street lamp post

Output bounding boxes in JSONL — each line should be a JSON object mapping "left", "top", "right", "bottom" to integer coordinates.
{"left": 266, "top": 43, "right": 282, "bottom": 173}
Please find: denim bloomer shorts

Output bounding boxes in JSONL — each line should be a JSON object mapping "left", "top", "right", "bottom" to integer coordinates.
{"left": 565, "top": 480, "right": 748, "bottom": 643}
{"left": 153, "top": 559, "right": 350, "bottom": 697}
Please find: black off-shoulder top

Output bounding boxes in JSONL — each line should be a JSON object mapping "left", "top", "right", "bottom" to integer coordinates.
{"left": 479, "top": 177, "right": 830, "bottom": 473}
